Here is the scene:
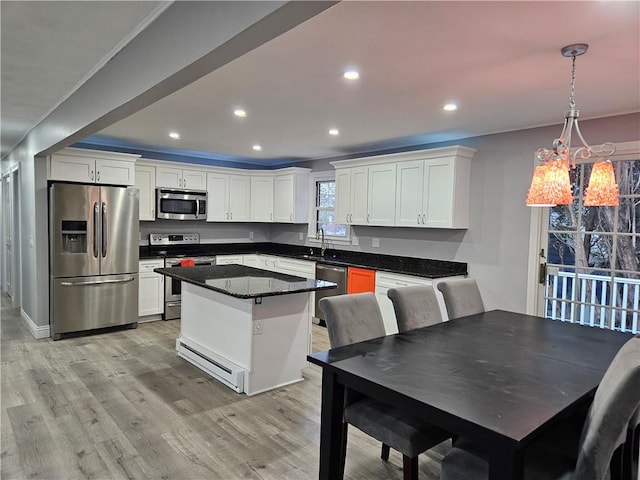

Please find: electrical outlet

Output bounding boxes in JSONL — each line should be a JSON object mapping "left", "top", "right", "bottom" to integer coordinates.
{"left": 299, "top": 232, "right": 304, "bottom": 241}
{"left": 372, "top": 238, "right": 380, "bottom": 248}
{"left": 351, "top": 236, "right": 359, "bottom": 246}
{"left": 249, "top": 231, "right": 254, "bottom": 240}
{"left": 253, "top": 320, "right": 263, "bottom": 335}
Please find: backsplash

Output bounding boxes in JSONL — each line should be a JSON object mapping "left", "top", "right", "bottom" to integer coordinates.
{"left": 139, "top": 220, "right": 271, "bottom": 245}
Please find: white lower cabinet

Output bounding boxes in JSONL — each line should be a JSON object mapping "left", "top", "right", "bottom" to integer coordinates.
{"left": 139, "top": 260, "right": 164, "bottom": 317}
{"left": 216, "top": 255, "right": 244, "bottom": 265}
{"left": 242, "top": 254, "right": 260, "bottom": 267}
{"left": 274, "top": 257, "right": 316, "bottom": 279}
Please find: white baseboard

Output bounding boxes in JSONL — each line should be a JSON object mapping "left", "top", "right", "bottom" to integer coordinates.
{"left": 21, "top": 309, "right": 50, "bottom": 339}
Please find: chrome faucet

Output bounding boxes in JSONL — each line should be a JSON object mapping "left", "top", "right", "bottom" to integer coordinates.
{"left": 319, "top": 228, "right": 327, "bottom": 257}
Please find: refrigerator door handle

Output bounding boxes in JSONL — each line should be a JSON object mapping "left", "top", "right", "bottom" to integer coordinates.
{"left": 102, "top": 202, "right": 108, "bottom": 257}
{"left": 60, "top": 276, "right": 135, "bottom": 286}
{"left": 93, "top": 202, "right": 100, "bottom": 258}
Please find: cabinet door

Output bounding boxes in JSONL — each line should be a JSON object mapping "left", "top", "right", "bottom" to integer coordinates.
{"left": 350, "top": 166, "right": 369, "bottom": 225}
{"left": 347, "top": 267, "right": 376, "bottom": 293}
{"left": 139, "top": 261, "right": 164, "bottom": 316}
{"left": 422, "top": 159, "right": 455, "bottom": 228}
{"left": 50, "top": 154, "right": 95, "bottom": 182}
{"left": 250, "top": 176, "right": 274, "bottom": 222}
{"left": 367, "top": 163, "right": 396, "bottom": 226}
{"left": 96, "top": 159, "right": 135, "bottom": 186}
{"left": 206, "top": 172, "right": 230, "bottom": 221}
{"left": 228, "top": 175, "right": 251, "bottom": 221}
{"left": 156, "top": 166, "right": 183, "bottom": 189}
{"left": 334, "top": 169, "right": 352, "bottom": 224}
{"left": 182, "top": 169, "right": 206, "bottom": 191}
{"left": 395, "top": 161, "right": 424, "bottom": 227}
{"left": 135, "top": 165, "right": 156, "bottom": 221}
{"left": 243, "top": 255, "right": 260, "bottom": 267}
{"left": 273, "top": 175, "right": 294, "bottom": 222}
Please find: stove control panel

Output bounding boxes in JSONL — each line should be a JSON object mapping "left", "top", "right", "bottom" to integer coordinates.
{"left": 149, "top": 233, "right": 200, "bottom": 246}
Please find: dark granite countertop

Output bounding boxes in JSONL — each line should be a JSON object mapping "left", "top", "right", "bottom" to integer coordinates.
{"left": 141, "top": 242, "right": 467, "bottom": 279}
{"left": 154, "top": 264, "right": 337, "bottom": 299}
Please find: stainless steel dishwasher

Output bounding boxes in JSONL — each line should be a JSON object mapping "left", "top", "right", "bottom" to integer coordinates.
{"left": 314, "top": 264, "right": 347, "bottom": 325}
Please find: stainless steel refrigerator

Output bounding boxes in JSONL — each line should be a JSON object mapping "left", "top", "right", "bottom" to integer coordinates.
{"left": 49, "top": 183, "right": 139, "bottom": 339}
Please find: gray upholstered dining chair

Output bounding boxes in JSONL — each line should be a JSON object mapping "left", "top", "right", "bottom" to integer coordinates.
{"left": 436, "top": 278, "right": 485, "bottom": 320}
{"left": 319, "top": 293, "right": 450, "bottom": 480}
{"left": 387, "top": 285, "right": 443, "bottom": 332}
{"left": 439, "top": 335, "right": 640, "bottom": 480}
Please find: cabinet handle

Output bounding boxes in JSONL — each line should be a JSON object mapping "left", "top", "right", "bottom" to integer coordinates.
{"left": 183, "top": 179, "right": 186, "bottom": 188}
{"left": 270, "top": 213, "right": 273, "bottom": 220}
{"left": 151, "top": 209, "right": 154, "bottom": 218}
{"left": 97, "top": 171, "right": 100, "bottom": 182}
{"left": 422, "top": 214, "right": 426, "bottom": 224}
{"left": 91, "top": 170, "right": 94, "bottom": 181}
{"left": 230, "top": 212, "right": 233, "bottom": 220}
{"left": 367, "top": 214, "right": 370, "bottom": 223}
{"left": 417, "top": 215, "right": 421, "bottom": 224}
{"left": 290, "top": 213, "right": 293, "bottom": 221}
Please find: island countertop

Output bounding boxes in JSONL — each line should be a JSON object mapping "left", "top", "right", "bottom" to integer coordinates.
{"left": 155, "top": 264, "right": 337, "bottom": 299}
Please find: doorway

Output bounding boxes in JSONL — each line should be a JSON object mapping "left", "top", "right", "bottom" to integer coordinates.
{"left": 530, "top": 141, "right": 640, "bottom": 334}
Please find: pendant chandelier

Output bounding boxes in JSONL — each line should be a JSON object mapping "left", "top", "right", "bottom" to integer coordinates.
{"left": 526, "top": 44, "right": 618, "bottom": 207}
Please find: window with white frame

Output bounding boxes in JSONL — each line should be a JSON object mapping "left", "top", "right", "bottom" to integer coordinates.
{"left": 308, "top": 172, "right": 349, "bottom": 242}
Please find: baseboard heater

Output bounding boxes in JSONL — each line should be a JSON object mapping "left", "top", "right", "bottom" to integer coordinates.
{"left": 176, "top": 336, "right": 246, "bottom": 393}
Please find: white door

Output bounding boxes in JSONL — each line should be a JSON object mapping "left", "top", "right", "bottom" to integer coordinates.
{"left": 367, "top": 163, "right": 396, "bottom": 226}
{"left": 250, "top": 176, "right": 274, "bottom": 222}
{"left": 228, "top": 175, "right": 251, "bottom": 221}
{"left": 395, "top": 160, "right": 424, "bottom": 227}
{"left": 350, "top": 166, "right": 369, "bottom": 225}
{"left": 206, "top": 172, "right": 230, "bottom": 221}
{"left": 534, "top": 153, "right": 640, "bottom": 334}
{"left": 3, "top": 175, "right": 12, "bottom": 298}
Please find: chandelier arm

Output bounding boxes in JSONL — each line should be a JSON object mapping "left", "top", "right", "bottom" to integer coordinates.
{"left": 571, "top": 120, "right": 594, "bottom": 162}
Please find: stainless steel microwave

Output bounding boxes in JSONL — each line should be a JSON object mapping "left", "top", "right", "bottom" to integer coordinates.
{"left": 156, "top": 189, "right": 207, "bottom": 220}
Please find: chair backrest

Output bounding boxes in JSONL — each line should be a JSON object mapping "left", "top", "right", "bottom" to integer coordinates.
{"left": 387, "top": 285, "right": 443, "bottom": 332}
{"left": 575, "top": 335, "right": 640, "bottom": 480}
{"left": 436, "top": 278, "right": 485, "bottom": 320}
{"left": 319, "top": 293, "right": 386, "bottom": 348}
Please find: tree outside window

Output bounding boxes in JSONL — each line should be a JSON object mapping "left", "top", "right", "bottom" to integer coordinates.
{"left": 315, "top": 180, "right": 347, "bottom": 237}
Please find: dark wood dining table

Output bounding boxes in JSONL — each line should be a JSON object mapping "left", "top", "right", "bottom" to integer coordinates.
{"left": 307, "top": 309, "right": 633, "bottom": 480}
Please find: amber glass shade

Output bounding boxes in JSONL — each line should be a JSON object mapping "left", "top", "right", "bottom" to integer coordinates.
{"left": 526, "top": 160, "right": 573, "bottom": 207}
{"left": 584, "top": 160, "right": 619, "bottom": 206}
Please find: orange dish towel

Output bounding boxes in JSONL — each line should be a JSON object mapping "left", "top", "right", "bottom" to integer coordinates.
{"left": 180, "top": 259, "right": 195, "bottom": 267}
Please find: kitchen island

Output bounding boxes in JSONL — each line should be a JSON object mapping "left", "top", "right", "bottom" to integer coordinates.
{"left": 154, "top": 264, "right": 336, "bottom": 395}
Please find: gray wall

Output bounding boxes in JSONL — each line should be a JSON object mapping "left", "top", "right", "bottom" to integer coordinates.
{"left": 139, "top": 221, "right": 270, "bottom": 245}
{"left": 272, "top": 113, "right": 640, "bottom": 313}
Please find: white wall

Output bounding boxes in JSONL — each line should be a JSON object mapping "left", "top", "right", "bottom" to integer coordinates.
{"left": 272, "top": 113, "right": 640, "bottom": 313}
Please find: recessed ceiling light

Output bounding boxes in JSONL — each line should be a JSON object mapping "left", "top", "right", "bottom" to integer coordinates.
{"left": 252, "top": 144, "right": 262, "bottom": 152}
{"left": 329, "top": 128, "right": 340, "bottom": 136}
{"left": 443, "top": 103, "right": 458, "bottom": 112}
{"left": 343, "top": 70, "right": 360, "bottom": 80}
{"left": 169, "top": 132, "right": 181, "bottom": 139}
{"left": 234, "top": 109, "right": 247, "bottom": 117}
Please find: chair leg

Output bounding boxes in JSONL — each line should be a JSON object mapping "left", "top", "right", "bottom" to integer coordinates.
{"left": 402, "top": 455, "right": 418, "bottom": 480}
{"left": 339, "top": 422, "right": 348, "bottom": 479}
{"left": 381, "top": 443, "right": 390, "bottom": 461}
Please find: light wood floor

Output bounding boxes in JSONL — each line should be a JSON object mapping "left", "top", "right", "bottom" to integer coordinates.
{"left": 1, "top": 295, "right": 449, "bottom": 479}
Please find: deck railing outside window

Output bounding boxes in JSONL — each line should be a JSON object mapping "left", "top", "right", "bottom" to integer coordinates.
{"left": 545, "top": 270, "right": 639, "bottom": 334}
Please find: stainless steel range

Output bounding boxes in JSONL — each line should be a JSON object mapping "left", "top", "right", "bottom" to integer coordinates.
{"left": 149, "top": 233, "right": 216, "bottom": 320}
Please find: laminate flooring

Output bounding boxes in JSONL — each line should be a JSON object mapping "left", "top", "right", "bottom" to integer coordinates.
{"left": 1, "top": 295, "right": 449, "bottom": 479}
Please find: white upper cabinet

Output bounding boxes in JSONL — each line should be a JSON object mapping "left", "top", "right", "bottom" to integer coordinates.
{"left": 206, "top": 171, "right": 250, "bottom": 222}
{"left": 49, "top": 147, "right": 138, "bottom": 186}
{"left": 395, "top": 149, "right": 473, "bottom": 228}
{"left": 250, "top": 175, "right": 274, "bottom": 222}
{"left": 333, "top": 145, "right": 475, "bottom": 229}
{"left": 273, "top": 169, "right": 310, "bottom": 223}
{"left": 156, "top": 166, "right": 206, "bottom": 190}
{"left": 334, "top": 164, "right": 393, "bottom": 226}
{"left": 335, "top": 166, "right": 368, "bottom": 224}
{"left": 135, "top": 164, "right": 156, "bottom": 221}
{"left": 367, "top": 163, "right": 396, "bottom": 226}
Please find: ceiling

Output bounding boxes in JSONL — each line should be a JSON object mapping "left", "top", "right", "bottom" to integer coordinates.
{"left": 2, "top": 1, "right": 639, "bottom": 166}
